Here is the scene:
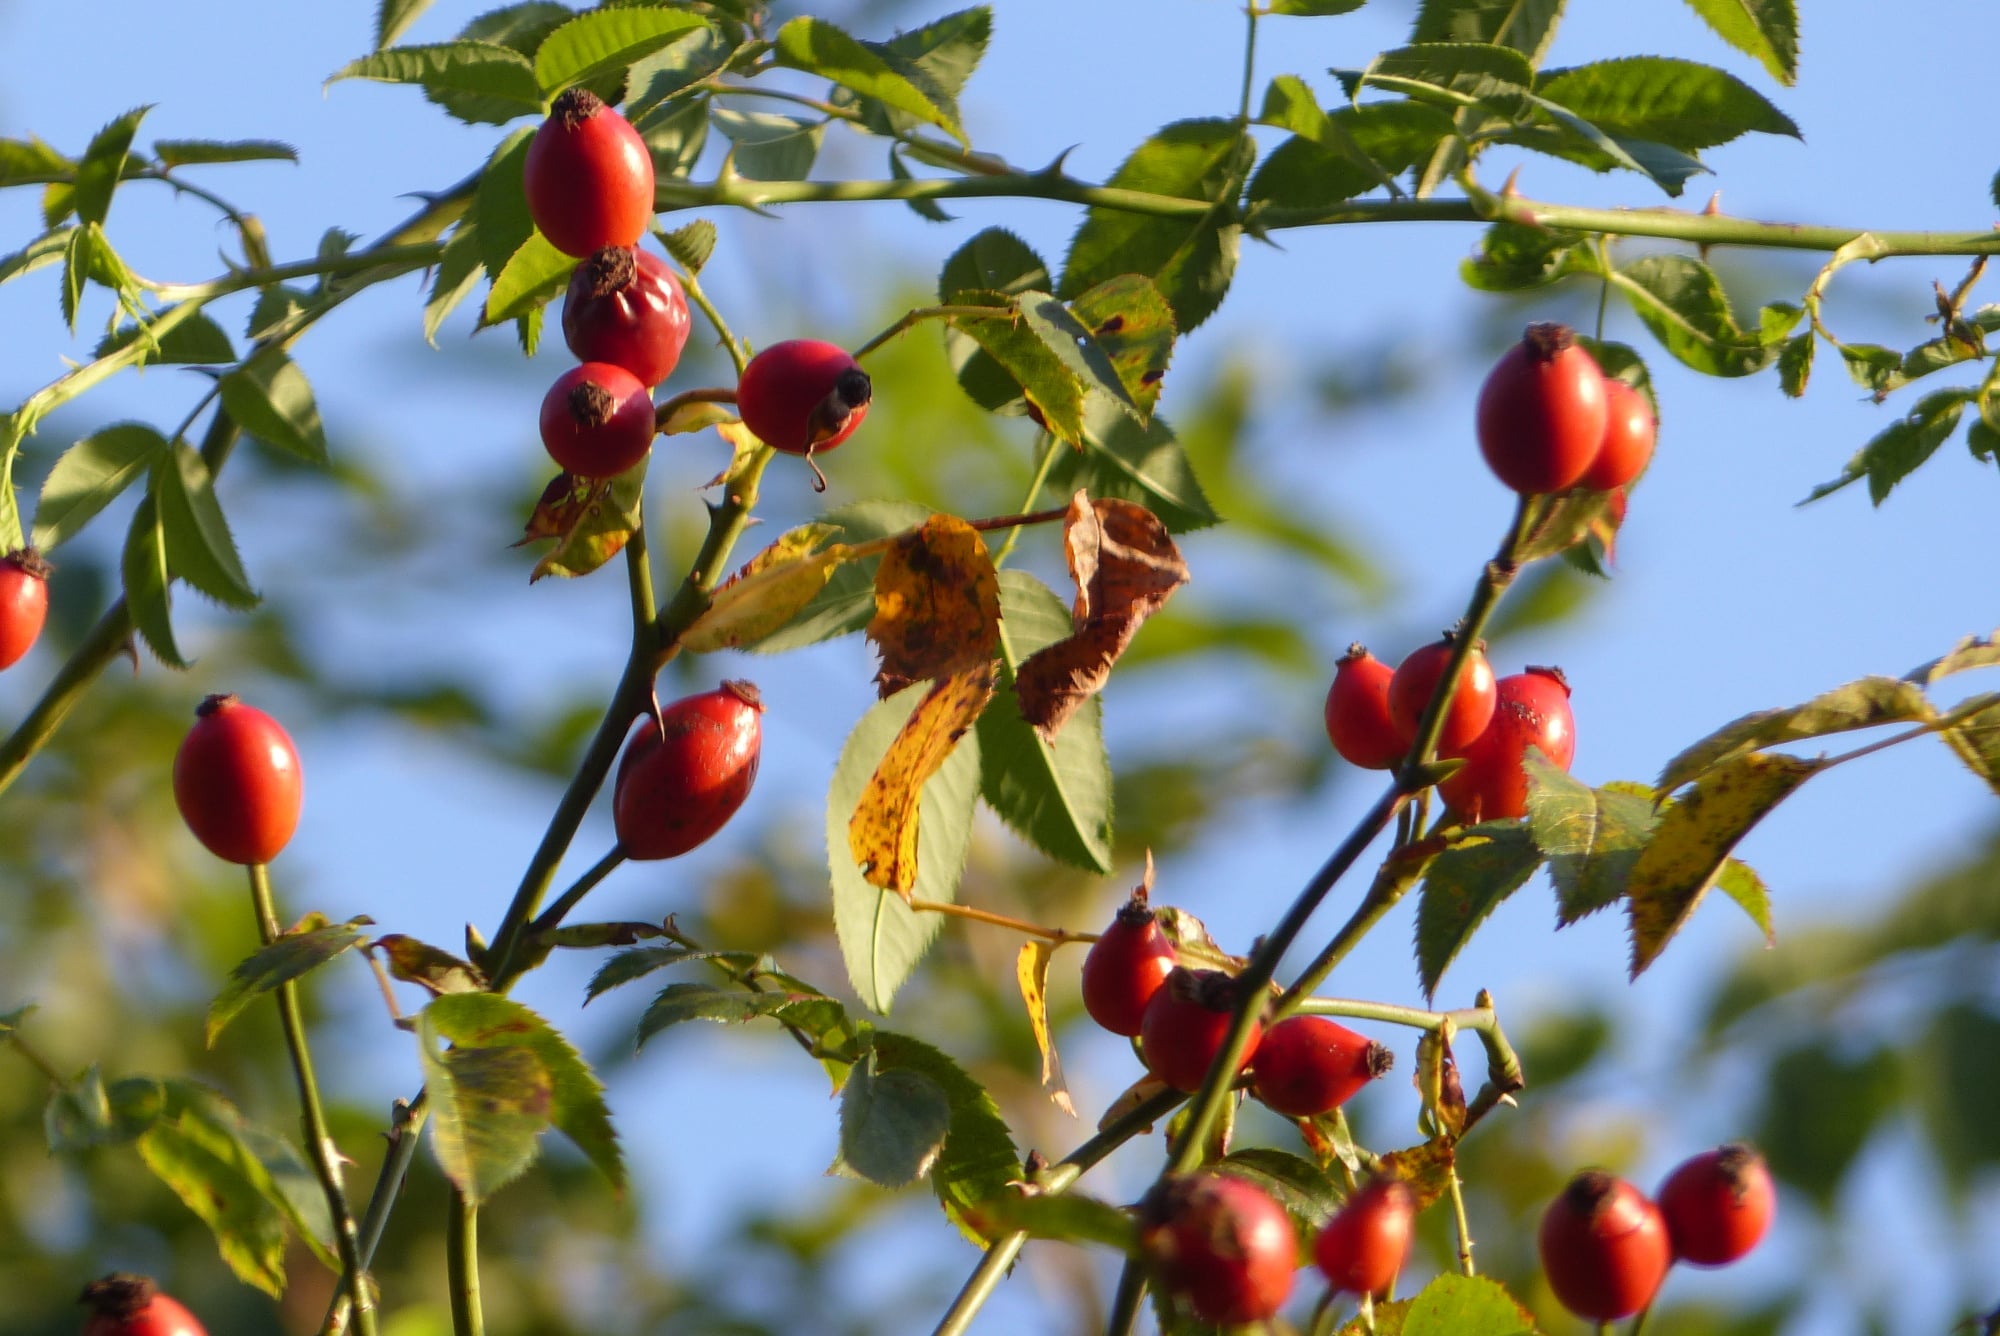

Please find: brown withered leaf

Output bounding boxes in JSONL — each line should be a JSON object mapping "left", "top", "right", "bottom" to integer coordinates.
{"left": 375, "top": 934, "right": 489, "bottom": 997}
{"left": 516, "top": 463, "right": 647, "bottom": 583}
{"left": 1015, "top": 493, "right": 1188, "bottom": 740}
{"left": 847, "top": 662, "right": 997, "bottom": 897}
{"left": 1376, "top": 1136, "right": 1458, "bottom": 1212}
{"left": 865, "top": 515, "right": 1002, "bottom": 697}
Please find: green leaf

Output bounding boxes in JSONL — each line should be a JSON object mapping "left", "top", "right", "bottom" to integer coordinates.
{"left": 207, "top": 916, "right": 373, "bottom": 1046}
{"left": 418, "top": 1040, "right": 551, "bottom": 1205}
{"left": 626, "top": 26, "right": 738, "bottom": 121}
{"left": 1803, "top": 388, "right": 1972, "bottom": 506}
{"left": 962, "top": 1190, "right": 1137, "bottom": 1251}
{"left": 155, "top": 441, "right": 258, "bottom": 610}
{"left": 1755, "top": 1042, "right": 1898, "bottom": 1207}
{"left": 1777, "top": 329, "right": 1813, "bottom": 397}
{"left": 937, "top": 226, "right": 1050, "bottom": 411}
{"left": 1248, "top": 101, "right": 1454, "bottom": 210}
{"left": 659, "top": 218, "right": 715, "bottom": 273}
{"left": 483, "top": 230, "right": 573, "bottom": 324}
{"left": 33, "top": 423, "right": 167, "bottom": 551}
{"left": 752, "top": 500, "right": 934, "bottom": 653}
{"left": 1657, "top": 675, "right": 1937, "bottom": 791}
{"left": 637, "top": 94, "right": 711, "bottom": 181}
{"left": 94, "top": 307, "right": 236, "bottom": 366}
{"left": 1059, "top": 119, "right": 1253, "bottom": 334}
{"left": 833, "top": 1046, "right": 952, "bottom": 1188}
{"left": 1346, "top": 42, "right": 1535, "bottom": 110}
{"left": 1216, "top": 1147, "right": 1343, "bottom": 1235}
{"left": 944, "top": 292, "right": 1085, "bottom": 442}
{"left": 1627, "top": 752, "right": 1821, "bottom": 977}
{"left": 377, "top": 0, "right": 435, "bottom": 50}
{"left": 584, "top": 945, "right": 721, "bottom": 1001}
{"left": 218, "top": 350, "right": 329, "bottom": 465}
{"left": 1519, "top": 93, "right": 1708, "bottom": 195}
{"left": 71, "top": 106, "right": 150, "bottom": 228}
{"left": 533, "top": 7, "right": 709, "bottom": 95}
{"left": 1906, "top": 632, "right": 2000, "bottom": 687}
{"left": 474, "top": 126, "right": 537, "bottom": 287}
{"left": 869, "top": 1029, "right": 1020, "bottom": 1239}
{"left": 1535, "top": 57, "right": 1799, "bottom": 150}
{"left": 1938, "top": 695, "right": 2000, "bottom": 796}
{"left": 1014, "top": 291, "right": 1146, "bottom": 422}
{"left": 1046, "top": 396, "right": 1219, "bottom": 533}
{"left": 1459, "top": 220, "right": 1591, "bottom": 292}
{"left": 1525, "top": 763, "right": 1657, "bottom": 926}
{"left": 151, "top": 139, "right": 298, "bottom": 168}
{"left": 121, "top": 495, "right": 187, "bottom": 669}
{"left": 977, "top": 571, "right": 1114, "bottom": 872}
{"left": 424, "top": 225, "right": 485, "bottom": 345}
{"left": 1613, "top": 253, "right": 1772, "bottom": 376}
{"left": 1414, "top": 823, "right": 1543, "bottom": 999}
{"left": 1715, "top": 858, "right": 1775, "bottom": 945}
{"left": 1916, "top": 1003, "right": 2000, "bottom": 1186}
{"left": 45, "top": 1068, "right": 161, "bottom": 1151}
{"left": 843, "top": 6, "right": 990, "bottom": 141}
{"left": 1411, "top": 0, "right": 1566, "bottom": 68}
{"left": 773, "top": 16, "right": 967, "bottom": 146}
{"left": 1680, "top": 0, "right": 1799, "bottom": 86}
{"left": 710, "top": 108, "right": 825, "bottom": 181}
{"left": 0, "top": 135, "right": 70, "bottom": 186}
{"left": 829, "top": 682, "right": 983, "bottom": 1013}
{"left": 0, "top": 228, "right": 71, "bottom": 290}
{"left": 1401, "top": 1273, "right": 1539, "bottom": 1335}
{"left": 328, "top": 41, "right": 545, "bottom": 119}
{"left": 634, "top": 981, "right": 810, "bottom": 1042}
{"left": 1270, "top": 0, "right": 1366, "bottom": 13}
{"left": 1066, "top": 275, "right": 1177, "bottom": 420}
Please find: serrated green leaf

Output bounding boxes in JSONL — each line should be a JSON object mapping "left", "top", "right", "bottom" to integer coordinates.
{"left": 1414, "top": 823, "right": 1542, "bottom": 999}
{"left": 711, "top": 107, "right": 824, "bottom": 181}
{"left": 939, "top": 227, "right": 1050, "bottom": 412}
{"left": 1249, "top": 97, "right": 1450, "bottom": 209}
{"left": 1346, "top": 42, "right": 1535, "bottom": 112}
{"left": 71, "top": 106, "right": 150, "bottom": 228}
{"left": 659, "top": 218, "right": 715, "bottom": 273}
{"left": 945, "top": 292, "right": 1085, "bottom": 442}
{"left": 0, "top": 135, "right": 70, "bottom": 186}
{"left": 1522, "top": 92, "right": 1707, "bottom": 195}
{"left": 1401, "top": 1272, "right": 1539, "bottom": 1335}
{"left": 977, "top": 571, "right": 1114, "bottom": 872}
{"left": 418, "top": 1041, "right": 550, "bottom": 1205}
{"left": 1065, "top": 275, "right": 1176, "bottom": 420}
{"left": 1658, "top": 675, "right": 1936, "bottom": 791}
{"left": 0, "top": 228, "right": 71, "bottom": 290}
{"left": 534, "top": 7, "right": 709, "bottom": 95}
{"left": 151, "top": 139, "right": 298, "bottom": 168}
{"left": 377, "top": 0, "right": 435, "bottom": 49}
{"left": 1680, "top": 0, "right": 1798, "bottom": 86}
{"left": 626, "top": 25, "right": 737, "bottom": 121}
{"left": 1535, "top": 57, "right": 1798, "bottom": 151}
{"left": 1046, "top": 396, "right": 1219, "bottom": 533}
{"left": 155, "top": 441, "right": 257, "bottom": 609}
{"left": 121, "top": 495, "right": 186, "bottom": 668}
{"left": 483, "top": 229, "right": 573, "bottom": 324}
{"left": 635, "top": 981, "right": 807, "bottom": 1042}
{"left": 1459, "top": 220, "right": 1592, "bottom": 292}
{"left": 752, "top": 501, "right": 935, "bottom": 653}
{"left": 584, "top": 945, "right": 721, "bottom": 1001}
{"left": 963, "top": 1190, "right": 1137, "bottom": 1251}
{"left": 830, "top": 682, "right": 983, "bottom": 1013}
{"left": 1627, "top": 752, "right": 1819, "bottom": 977}
{"left": 833, "top": 1048, "right": 951, "bottom": 1188}
{"left": 329, "top": 41, "right": 545, "bottom": 118}
{"left": 1525, "top": 764, "right": 1657, "bottom": 925}
{"left": 869, "top": 1029, "right": 1020, "bottom": 1240}
{"left": 1059, "top": 119, "right": 1252, "bottom": 334}
{"left": 424, "top": 225, "right": 485, "bottom": 345}
{"left": 843, "top": 7, "right": 990, "bottom": 141}
{"left": 1411, "top": 0, "right": 1565, "bottom": 68}
{"left": 1777, "top": 329, "right": 1813, "bottom": 397}
{"left": 773, "top": 16, "right": 966, "bottom": 146}
{"left": 207, "top": 917, "right": 373, "bottom": 1046}
{"left": 636, "top": 93, "right": 710, "bottom": 180}
{"left": 33, "top": 423, "right": 167, "bottom": 551}
{"left": 1803, "top": 388, "right": 1972, "bottom": 506}
{"left": 95, "top": 307, "right": 235, "bottom": 366}
{"left": 1015, "top": 290, "right": 1142, "bottom": 421}
{"left": 1939, "top": 695, "right": 2000, "bottom": 796}
{"left": 1613, "top": 253, "right": 1772, "bottom": 376}
{"left": 218, "top": 350, "right": 328, "bottom": 465}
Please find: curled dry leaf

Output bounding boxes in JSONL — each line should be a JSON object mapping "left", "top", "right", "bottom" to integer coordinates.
{"left": 1015, "top": 940, "right": 1077, "bottom": 1116}
{"left": 847, "top": 662, "right": 998, "bottom": 896}
{"left": 865, "top": 514, "right": 1002, "bottom": 697}
{"left": 1016, "top": 493, "right": 1188, "bottom": 741}
{"left": 516, "top": 467, "right": 646, "bottom": 583}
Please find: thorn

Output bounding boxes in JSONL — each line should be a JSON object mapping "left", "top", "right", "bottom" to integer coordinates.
{"left": 1500, "top": 166, "right": 1522, "bottom": 199}
{"left": 1701, "top": 191, "right": 1723, "bottom": 216}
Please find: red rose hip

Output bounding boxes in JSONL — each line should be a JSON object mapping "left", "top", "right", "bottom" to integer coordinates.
{"left": 173, "top": 695, "right": 304, "bottom": 865}
{"left": 1438, "top": 666, "right": 1575, "bottom": 822}
{"left": 1658, "top": 1142, "right": 1775, "bottom": 1266}
{"left": 523, "top": 88, "right": 655, "bottom": 258}
{"left": 1315, "top": 1177, "right": 1416, "bottom": 1296}
{"left": 0, "top": 547, "right": 51, "bottom": 671}
{"left": 1477, "top": 323, "right": 1608, "bottom": 493}
{"left": 80, "top": 1273, "right": 208, "bottom": 1336}
{"left": 562, "top": 246, "right": 691, "bottom": 388}
{"left": 1577, "top": 376, "right": 1657, "bottom": 491}
{"left": 1250, "top": 1014, "right": 1393, "bottom": 1118}
{"left": 1140, "top": 1172, "right": 1297, "bottom": 1325}
{"left": 736, "top": 339, "right": 872, "bottom": 458}
{"left": 1324, "top": 644, "right": 1402, "bottom": 769}
{"left": 1388, "top": 634, "right": 1497, "bottom": 753}
{"left": 539, "top": 362, "right": 656, "bottom": 479}
{"left": 1538, "top": 1170, "right": 1672, "bottom": 1322}
{"left": 1140, "top": 967, "right": 1263, "bottom": 1093}
{"left": 613, "top": 681, "right": 764, "bottom": 860}
{"left": 1079, "top": 887, "right": 1178, "bottom": 1036}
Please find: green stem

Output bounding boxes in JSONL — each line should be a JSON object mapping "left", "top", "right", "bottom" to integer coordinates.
{"left": 675, "top": 264, "right": 750, "bottom": 376}
{"left": 1447, "top": 1163, "right": 1476, "bottom": 1275}
{"left": 1627, "top": 1304, "right": 1654, "bottom": 1336}
{"left": 993, "top": 433, "right": 1063, "bottom": 569}
{"left": 850, "top": 304, "right": 1014, "bottom": 362}
{"left": 653, "top": 385, "right": 738, "bottom": 431}
{"left": 655, "top": 449, "right": 776, "bottom": 642}
{"left": 2, "top": 1028, "right": 65, "bottom": 1084}
{"left": 524, "top": 846, "right": 628, "bottom": 942}
{"left": 447, "top": 1191, "right": 484, "bottom": 1336}
{"left": 1236, "top": 2, "right": 1260, "bottom": 125}
{"left": 1103, "top": 1261, "right": 1148, "bottom": 1336}
{"left": 319, "top": 1096, "right": 428, "bottom": 1334}
{"left": 248, "top": 864, "right": 377, "bottom": 1336}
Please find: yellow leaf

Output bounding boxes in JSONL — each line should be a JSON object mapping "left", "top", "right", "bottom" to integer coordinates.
{"left": 682, "top": 524, "right": 854, "bottom": 653}
{"left": 866, "top": 514, "right": 1002, "bottom": 696}
{"left": 1015, "top": 941, "right": 1077, "bottom": 1116}
{"left": 848, "top": 662, "right": 997, "bottom": 896}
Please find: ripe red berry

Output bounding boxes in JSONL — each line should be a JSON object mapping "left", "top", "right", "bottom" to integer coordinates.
{"left": 561, "top": 246, "right": 691, "bottom": 389}
{"left": 80, "top": 1274, "right": 207, "bottom": 1336}
{"left": 1577, "top": 376, "right": 1657, "bottom": 491}
{"left": 736, "top": 339, "right": 873, "bottom": 458}
{"left": 1476, "top": 323, "right": 1609, "bottom": 493}
{"left": 0, "top": 547, "right": 51, "bottom": 671}
{"left": 1314, "top": 1177, "right": 1416, "bottom": 1296}
{"left": 539, "top": 362, "right": 656, "bottom": 479}
{"left": 1140, "top": 967, "right": 1263, "bottom": 1093}
{"left": 1140, "top": 1172, "right": 1297, "bottom": 1325}
{"left": 1438, "top": 666, "right": 1575, "bottom": 823}
{"left": 1388, "top": 634, "right": 1498, "bottom": 753}
{"left": 1538, "top": 1170, "right": 1672, "bottom": 1322}
{"left": 1657, "top": 1143, "right": 1775, "bottom": 1267}
{"left": 613, "top": 681, "right": 764, "bottom": 860}
{"left": 1250, "top": 1015, "right": 1393, "bottom": 1119}
{"left": 1324, "top": 644, "right": 1402, "bottom": 769}
{"left": 1079, "top": 888, "right": 1178, "bottom": 1037}
{"left": 523, "top": 88, "right": 655, "bottom": 258}
{"left": 173, "top": 695, "right": 304, "bottom": 865}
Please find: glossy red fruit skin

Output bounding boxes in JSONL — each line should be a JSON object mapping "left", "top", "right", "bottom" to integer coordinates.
{"left": 523, "top": 88, "right": 655, "bottom": 258}
{"left": 1477, "top": 323, "right": 1609, "bottom": 493}
{"left": 736, "top": 340, "right": 873, "bottom": 456}
{"left": 1140, "top": 1172, "right": 1298, "bottom": 1325}
{"left": 1439, "top": 666, "right": 1575, "bottom": 823}
{"left": 1538, "top": 1171, "right": 1672, "bottom": 1322}
{"left": 539, "top": 362, "right": 656, "bottom": 479}
{"left": 561, "top": 246, "right": 691, "bottom": 388}
{"left": 1315, "top": 1177, "right": 1416, "bottom": 1295}
{"left": 1250, "top": 1015, "right": 1393, "bottom": 1118}
{"left": 1658, "top": 1143, "right": 1775, "bottom": 1267}
{"left": 1140, "top": 967, "right": 1263, "bottom": 1093}
{"left": 173, "top": 695, "right": 303, "bottom": 865}
{"left": 1324, "top": 645, "right": 1403, "bottom": 769}
{"left": 613, "top": 682, "right": 764, "bottom": 860}
{"left": 1577, "top": 377, "right": 1657, "bottom": 491}
{"left": 0, "top": 548, "right": 51, "bottom": 670}
{"left": 1080, "top": 891, "right": 1178, "bottom": 1036}
{"left": 80, "top": 1274, "right": 207, "bottom": 1336}
{"left": 1388, "top": 636, "right": 1498, "bottom": 753}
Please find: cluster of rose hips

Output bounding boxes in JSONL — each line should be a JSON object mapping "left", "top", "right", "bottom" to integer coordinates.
{"left": 1325, "top": 634, "right": 1576, "bottom": 823}
{"left": 79, "top": 1274, "right": 206, "bottom": 1336}
{"left": 1540, "top": 1146, "right": 1775, "bottom": 1322}
{"left": 1476, "top": 321, "right": 1657, "bottom": 498}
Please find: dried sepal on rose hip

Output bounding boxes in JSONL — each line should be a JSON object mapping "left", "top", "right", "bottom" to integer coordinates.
{"left": 1476, "top": 322, "right": 1609, "bottom": 494}
{"left": 0, "top": 546, "right": 52, "bottom": 671}
{"left": 1079, "top": 884, "right": 1178, "bottom": 1037}
{"left": 523, "top": 88, "right": 655, "bottom": 258}
{"left": 173, "top": 694, "right": 304, "bottom": 865}
{"left": 562, "top": 245, "right": 692, "bottom": 389}
{"left": 539, "top": 362, "right": 656, "bottom": 480}
{"left": 1138, "top": 1172, "right": 1298, "bottom": 1326}
{"left": 80, "top": 1272, "right": 208, "bottom": 1336}
{"left": 1538, "top": 1169, "right": 1672, "bottom": 1322}
{"left": 613, "top": 681, "right": 764, "bottom": 860}
{"left": 1139, "top": 966, "right": 1263, "bottom": 1093}
{"left": 1657, "top": 1142, "right": 1775, "bottom": 1266}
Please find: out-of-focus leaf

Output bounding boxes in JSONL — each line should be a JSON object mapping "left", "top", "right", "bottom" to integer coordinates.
{"left": 207, "top": 915, "right": 373, "bottom": 1046}
{"left": 94, "top": 308, "right": 235, "bottom": 365}
{"left": 1755, "top": 1042, "right": 1898, "bottom": 1208}
{"left": 832, "top": 1047, "right": 952, "bottom": 1188}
